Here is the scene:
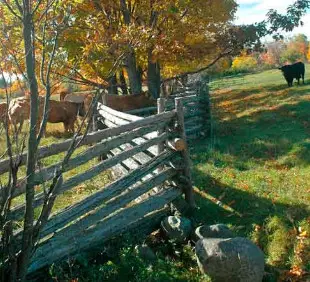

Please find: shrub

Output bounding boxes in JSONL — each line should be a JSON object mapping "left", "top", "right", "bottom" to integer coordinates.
{"left": 231, "top": 55, "right": 258, "bottom": 73}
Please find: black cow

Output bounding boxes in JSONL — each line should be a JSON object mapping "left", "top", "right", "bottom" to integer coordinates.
{"left": 278, "top": 62, "right": 305, "bottom": 87}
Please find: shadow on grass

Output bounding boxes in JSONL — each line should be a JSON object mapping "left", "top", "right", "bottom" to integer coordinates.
{"left": 207, "top": 99, "right": 310, "bottom": 167}
{"left": 212, "top": 79, "right": 310, "bottom": 105}
{"left": 190, "top": 171, "right": 310, "bottom": 282}
{"left": 190, "top": 171, "right": 309, "bottom": 235}
{"left": 43, "top": 131, "right": 73, "bottom": 139}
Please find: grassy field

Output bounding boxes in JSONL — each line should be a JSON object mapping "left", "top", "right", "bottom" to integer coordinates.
{"left": 0, "top": 122, "right": 112, "bottom": 219}
{"left": 38, "top": 68, "right": 310, "bottom": 282}
{"left": 1, "top": 68, "right": 310, "bottom": 281}
{"left": 191, "top": 66, "right": 310, "bottom": 280}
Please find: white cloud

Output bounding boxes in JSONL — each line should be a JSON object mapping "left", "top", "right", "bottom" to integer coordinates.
{"left": 235, "top": 0, "right": 310, "bottom": 38}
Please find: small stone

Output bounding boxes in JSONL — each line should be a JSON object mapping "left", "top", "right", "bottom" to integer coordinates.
{"left": 195, "top": 237, "right": 265, "bottom": 282}
{"left": 161, "top": 216, "right": 192, "bottom": 243}
{"left": 192, "top": 224, "right": 236, "bottom": 241}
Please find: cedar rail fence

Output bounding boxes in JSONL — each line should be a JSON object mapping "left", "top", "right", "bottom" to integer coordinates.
{"left": 0, "top": 81, "right": 210, "bottom": 274}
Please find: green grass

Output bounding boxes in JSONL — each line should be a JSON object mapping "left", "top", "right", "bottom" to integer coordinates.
{"left": 3, "top": 68, "right": 310, "bottom": 281}
{"left": 191, "top": 66, "right": 310, "bottom": 280}
{"left": 0, "top": 122, "right": 112, "bottom": 219}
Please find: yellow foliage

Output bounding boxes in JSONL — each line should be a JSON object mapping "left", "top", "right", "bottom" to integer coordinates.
{"left": 232, "top": 54, "right": 258, "bottom": 71}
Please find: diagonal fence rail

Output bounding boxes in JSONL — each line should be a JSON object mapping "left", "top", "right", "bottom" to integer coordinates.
{"left": 0, "top": 81, "right": 210, "bottom": 274}
{"left": 0, "top": 85, "right": 208, "bottom": 273}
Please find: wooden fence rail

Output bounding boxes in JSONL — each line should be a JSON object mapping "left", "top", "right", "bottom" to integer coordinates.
{"left": 0, "top": 81, "right": 209, "bottom": 275}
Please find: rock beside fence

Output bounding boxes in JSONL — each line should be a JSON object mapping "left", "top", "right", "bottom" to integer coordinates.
{"left": 192, "top": 224, "right": 236, "bottom": 242}
{"left": 161, "top": 216, "right": 192, "bottom": 243}
{"left": 195, "top": 237, "right": 265, "bottom": 282}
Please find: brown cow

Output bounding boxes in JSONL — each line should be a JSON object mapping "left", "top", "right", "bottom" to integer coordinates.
{"left": 65, "top": 92, "right": 155, "bottom": 112}
{"left": 8, "top": 97, "right": 30, "bottom": 133}
{"left": 105, "top": 93, "right": 155, "bottom": 111}
{"left": 8, "top": 97, "right": 85, "bottom": 134}
{"left": 44, "top": 100, "right": 85, "bottom": 133}
{"left": 59, "top": 89, "right": 70, "bottom": 101}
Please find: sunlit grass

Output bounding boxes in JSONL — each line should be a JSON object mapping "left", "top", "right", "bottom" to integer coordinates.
{"left": 192, "top": 67, "right": 310, "bottom": 280}
{"left": 0, "top": 120, "right": 112, "bottom": 218}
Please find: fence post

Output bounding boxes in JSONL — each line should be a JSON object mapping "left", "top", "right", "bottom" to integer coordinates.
{"left": 175, "top": 98, "right": 195, "bottom": 208}
{"left": 156, "top": 98, "right": 166, "bottom": 175}
{"left": 90, "top": 89, "right": 101, "bottom": 132}
{"left": 97, "top": 89, "right": 108, "bottom": 161}
{"left": 196, "top": 81, "right": 212, "bottom": 137}
{"left": 157, "top": 98, "right": 166, "bottom": 155}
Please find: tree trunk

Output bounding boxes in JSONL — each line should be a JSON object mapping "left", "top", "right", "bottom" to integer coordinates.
{"left": 17, "top": 5, "right": 40, "bottom": 281}
{"left": 119, "top": 69, "right": 128, "bottom": 95}
{"left": 108, "top": 74, "right": 118, "bottom": 95}
{"left": 125, "top": 50, "right": 142, "bottom": 95}
{"left": 119, "top": 0, "right": 142, "bottom": 95}
{"left": 147, "top": 50, "right": 161, "bottom": 99}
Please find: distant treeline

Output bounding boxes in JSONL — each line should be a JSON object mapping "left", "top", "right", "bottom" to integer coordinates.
{"left": 209, "top": 34, "right": 310, "bottom": 76}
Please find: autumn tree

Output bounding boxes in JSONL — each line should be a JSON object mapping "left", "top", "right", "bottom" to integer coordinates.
{"left": 280, "top": 34, "right": 308, "bottom": 63}
{"left": 307, "top": 43, "right": 310, "bottom": 62}
{"left": 57, "top": 0, "right": 310, "bottom": 99}
{"left": 261, "top": 41, "right": 286, "bottom": 66}
{"left": 0, "top": 1, "right": 100, "bottom": 281}
{"left": 61, "top": 0, "right": 238, "bottom": 98}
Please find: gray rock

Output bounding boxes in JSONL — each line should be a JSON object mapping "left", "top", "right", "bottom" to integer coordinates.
{"left": 196, "top": 237, "right": 265, "bottom": 282}
{"left": 161, "top": 216, "right": 192, "bottom": 243}
{"left": 193, "top": 224, "right": 236, "bottom": 241}
{"left": 134, "top": 244, "right": 157, "bottom": 263}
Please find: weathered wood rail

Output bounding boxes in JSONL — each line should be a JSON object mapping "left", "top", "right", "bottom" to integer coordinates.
{"left": 0, "top": 81, "right": 210, "bottom": 274}
{"left": 126, "top": 81, "right": 211, "bottom": 141}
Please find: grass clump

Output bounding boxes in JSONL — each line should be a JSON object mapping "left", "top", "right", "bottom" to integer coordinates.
{"left": 48, "top": 244, "right": 210, "bottom": 282}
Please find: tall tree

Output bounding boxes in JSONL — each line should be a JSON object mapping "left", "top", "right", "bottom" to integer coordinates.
{"left": 62, "top": 0, "right": 238, "bottom": 98}
{"left": 0, "top": 1, "right": 100, "bottom": 281}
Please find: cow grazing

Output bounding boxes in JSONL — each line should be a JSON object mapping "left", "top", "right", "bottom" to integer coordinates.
{"left": 44, "top": 100, "right": 85, "bottom": 133}
{"left": 8, "top": 97, "right": 86, "bottom": 134}
{"left": 278, "top": 62, "right": 305, "bottom": 87}
{"left": 8, "top": 97, "right": 30, "bottom": 133}
{"left": 65, "top": 92, "right": 155, "bottom": 113}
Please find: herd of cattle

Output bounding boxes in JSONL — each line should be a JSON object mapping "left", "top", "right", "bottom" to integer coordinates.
{"left": 0, "top": 61, "right": 306, "bottom": 135}
{"left": 0, "top": 91, "right": 155, "bottom": 134}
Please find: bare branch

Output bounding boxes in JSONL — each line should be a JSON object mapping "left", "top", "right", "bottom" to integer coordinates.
{"left": 161, "top": 50, "right": 233, "bottom": 83}
{"left": 1, "top": 0, "right": 23, "bottom": 21}
{"left": 0, "top": 39, "right": 27, "bottom": 81}
{"left": 14, "top": 0, "right": 23, "bottom": 14}
{"left": 32, "top": 0, "right": 44, "bottom": 15}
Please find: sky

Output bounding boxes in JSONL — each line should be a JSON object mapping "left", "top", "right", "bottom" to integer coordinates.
{"left": 235, "top": 0, "right": 310, "bottom": 40}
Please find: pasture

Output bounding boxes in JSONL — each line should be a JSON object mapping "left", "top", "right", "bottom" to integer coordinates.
{"left": 39, "top": 68, "right": 310, "bottom": 281}
{"left": 0, "top": 67, "right": 309, "bottom": 281}
{"left": 0, "top": 122, "right": 112, "bottom": 218}
{"left": 192, "top": 66, "right": 310, "bottom": 279}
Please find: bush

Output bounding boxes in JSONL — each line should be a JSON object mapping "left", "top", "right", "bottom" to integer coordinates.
{"left": 231, "top": 55, "right": 258, "bottom": 73}
{"left": 280, "top": 48, "right": 305, "bottom": 64}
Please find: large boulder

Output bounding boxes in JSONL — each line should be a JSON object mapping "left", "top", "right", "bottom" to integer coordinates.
{"left": 161, "top": 216, "right": 192, "bottom": 243}
{"left": 192, "top": 224, "right": 236, "bottom": 242}
{"left": 196, "top": 237, "right": 265, "bottom": 282}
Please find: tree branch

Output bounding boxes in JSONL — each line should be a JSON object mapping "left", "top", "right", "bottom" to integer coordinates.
{"left": 161, "top": 50, "right": 233, "bottom": 83}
